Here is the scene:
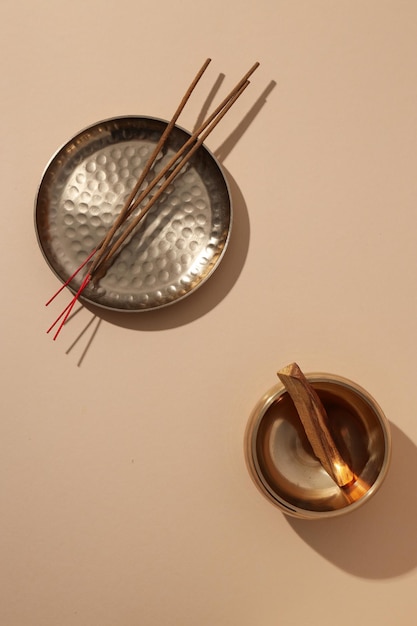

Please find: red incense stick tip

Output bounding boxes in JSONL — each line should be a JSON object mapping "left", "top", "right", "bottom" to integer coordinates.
{"left": 45, "top": 248, "right": 96, "bottom": 307}
{"left": 50, "top": 274, "right": 91, "bottom": 340}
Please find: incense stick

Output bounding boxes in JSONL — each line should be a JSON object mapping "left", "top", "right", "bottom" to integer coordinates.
{"left": 45, "top": 248, "right": 97, "bottom": 306}
{"left": 47, "top": 60, "right": 259, "bottom": 338}
{"left": 46, "top": 58, "right": 212, "bottom": 307}
{"left": 91, "top": 80, "right": 250, "bottom": 278}
{"left": 87, "top": 58, "right": 212, "bottom": 279}
{"left": 89, "top": 62, "right": 259, "bottom": 278}
{"left": 50, "top": 274, "right": 91, "bottom": 340}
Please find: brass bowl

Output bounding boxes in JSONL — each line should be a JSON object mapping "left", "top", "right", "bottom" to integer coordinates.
{"left": 245, "top": 373, "right": 391, "bottom": 519}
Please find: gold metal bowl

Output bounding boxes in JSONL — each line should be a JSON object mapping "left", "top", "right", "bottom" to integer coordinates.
{"left": 245, "top": 373, "right": 391, "bottom": 519}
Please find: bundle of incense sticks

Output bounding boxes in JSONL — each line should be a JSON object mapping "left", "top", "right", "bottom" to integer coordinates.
{"left": 46, "top": 59, "right": 259, "bottom": 339}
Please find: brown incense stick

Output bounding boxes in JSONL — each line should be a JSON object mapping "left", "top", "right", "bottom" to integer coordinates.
{"left": 87, "top": 58, "right": 212, "bottom": 279}
{"left": 89, "top": 62, "right": 259, "bottom": 278}
{"left": 277, "top": 362, "right": 355, "bottom": 487}
{"left": 91, "top": 80, "right": 250, "bottom": 278}
{"left": 46, "top": 60, "right": 260, "bottom": 338}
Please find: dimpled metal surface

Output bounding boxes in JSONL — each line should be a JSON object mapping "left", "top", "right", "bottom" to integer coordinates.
{"left": 35, "top": 116, "right": 231, "bottom": 311}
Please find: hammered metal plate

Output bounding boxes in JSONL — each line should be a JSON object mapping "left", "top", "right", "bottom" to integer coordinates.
{"left": 35, "top": 116, "right": 231, "bottom": 311}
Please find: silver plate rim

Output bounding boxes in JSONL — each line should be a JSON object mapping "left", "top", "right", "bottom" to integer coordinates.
{"left": 34, "top": 115, "right": 232, "bottom": 313}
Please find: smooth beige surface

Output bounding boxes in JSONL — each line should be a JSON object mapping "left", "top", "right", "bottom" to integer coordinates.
{"left": 1, "top": 1, "right": 417, "bottom": 624}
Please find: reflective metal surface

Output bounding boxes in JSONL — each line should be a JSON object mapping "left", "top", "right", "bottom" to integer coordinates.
{"left": 35, "top": 116, "right": 231, "bottom": 311}
{"left": 245, "top": 373, "right": 391, "bottom": 519}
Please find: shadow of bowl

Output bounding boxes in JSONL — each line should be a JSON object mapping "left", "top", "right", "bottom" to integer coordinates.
{"left": 286, "top": 423, "right": 417, "bottom": 579}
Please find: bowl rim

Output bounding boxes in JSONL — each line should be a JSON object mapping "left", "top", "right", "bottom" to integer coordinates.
{"left": 244, "top": 372, "right": 392, "bottom": 520}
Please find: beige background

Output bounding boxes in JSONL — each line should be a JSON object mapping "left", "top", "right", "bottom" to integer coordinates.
{"left": 1, "top": 1, "right": 417, "bottom": 624}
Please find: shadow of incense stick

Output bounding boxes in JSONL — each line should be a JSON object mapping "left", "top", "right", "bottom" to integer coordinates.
{"left": 193, "top": 73, "right": 225, "bottom": 133}
{"left": 63, "top": 304, "right": 84, "bottom": 325}
{"left": 64, "top": 308, "right": 102, "bottom": 367}
{"left": 214, "top": 79, "right": 277, "bottom": 162}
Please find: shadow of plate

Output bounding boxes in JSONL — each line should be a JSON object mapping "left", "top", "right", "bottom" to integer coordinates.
{"left": 286, "top": 423, "right": 417, "bottom": 579}
{"left": 83, "top": 168, "right": 250, "bottom": 331}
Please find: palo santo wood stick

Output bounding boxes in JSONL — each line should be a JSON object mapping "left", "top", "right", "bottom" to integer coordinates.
{"left": 277, "top": 362, "right": 355, "bottom": 487}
